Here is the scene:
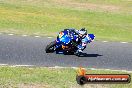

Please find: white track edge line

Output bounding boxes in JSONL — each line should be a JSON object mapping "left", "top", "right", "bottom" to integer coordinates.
{"left": 0, "top": 65, "right": 131, "bottom": 73}
{"left": 22, "top": 35, "right": 28, "bottom": 37}
{"left": 34, "top": 36, "right": 40, "bottom": 38}
{"left": 102, "top": 41, "right": 108, "bottom": 42}
{"left": 120, "top": 42, "right": 128, "bottom": 43}
{"left": 89, "top": 68, "right": 132, "bottom": 73}
{"left": 47, "top": 37, "right": 53, "bottom": 38}
{"left": 8, "top": 34, "right": 14, "bottom": 35}
{"left": 10, "top": 65, "right": 35, "bottom": 67}
{"left": 0, "top": 33, "right": 130, "bottom": 44}
{"left": 0, "top": 64, "right": 8, "bottom": 66}
{"left": 2, "top": 33, "right": 131, "bottom": 44}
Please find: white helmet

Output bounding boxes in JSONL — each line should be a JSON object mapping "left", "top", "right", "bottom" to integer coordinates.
{"left": 78, "top": 28, "right": 87, "bottom": 38}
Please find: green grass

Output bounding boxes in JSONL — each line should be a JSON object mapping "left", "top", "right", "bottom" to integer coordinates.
{"left": 0, "top": 0, "right": 132, "bottom": 42}
{"left": 0, "top": 66, "right": 131, "bottom": 88}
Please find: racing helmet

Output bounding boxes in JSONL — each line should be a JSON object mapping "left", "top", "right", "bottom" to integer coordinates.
{"left": 78, "top": 28, "right": 87, "bottom": 38}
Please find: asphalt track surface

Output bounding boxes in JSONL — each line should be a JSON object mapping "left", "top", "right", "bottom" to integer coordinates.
{"left": 0, "top": 34, "right": 132, "bottom": 70}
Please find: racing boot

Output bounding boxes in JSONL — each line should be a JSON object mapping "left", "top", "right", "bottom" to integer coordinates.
{"left": 75, "top": 49, "right": 83, "bottom": 57}
{"left": 75, "top": 45, "right": 86, "bottom": 56}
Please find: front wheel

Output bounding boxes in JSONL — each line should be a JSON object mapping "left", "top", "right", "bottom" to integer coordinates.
{"left": 45, "top": 41, "right": 56, "bottom": 53}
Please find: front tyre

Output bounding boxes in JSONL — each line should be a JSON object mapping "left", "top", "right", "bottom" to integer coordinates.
{"left": 45, "top": 41, "right": 56, "bottom": 53}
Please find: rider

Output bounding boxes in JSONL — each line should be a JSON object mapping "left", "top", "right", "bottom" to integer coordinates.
{"left": 63, "top": 28, "right": 94, "bottom": 55}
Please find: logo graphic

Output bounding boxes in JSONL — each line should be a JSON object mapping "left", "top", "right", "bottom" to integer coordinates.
{"left": 76, "top": 67, "right": 131, "bottom": 85}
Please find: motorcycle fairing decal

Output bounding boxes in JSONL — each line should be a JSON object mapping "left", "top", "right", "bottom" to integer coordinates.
{"left": 59, "top": 32, "right": 64, "bottom": 38}
{"left": 62, "top": 45, "right": 69, "bottom": 49}
{"left": 60, "top": 35, "right": 71, "bottom": 44}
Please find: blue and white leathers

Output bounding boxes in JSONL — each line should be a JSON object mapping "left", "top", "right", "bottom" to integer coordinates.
{"left": 77, "top": 34, "right": 93, "bottom": 53}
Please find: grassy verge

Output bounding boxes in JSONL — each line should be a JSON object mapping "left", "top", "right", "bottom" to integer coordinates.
{"left": 0, "top": 66, "right": 131, "bottom": 88}
{"left": 0, "top": 0, "right": 131, "bottom": 42}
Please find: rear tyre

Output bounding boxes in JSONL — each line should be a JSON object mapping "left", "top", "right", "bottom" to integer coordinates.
{"left": 45, "top": 41, "right": 56, "bottom": 53}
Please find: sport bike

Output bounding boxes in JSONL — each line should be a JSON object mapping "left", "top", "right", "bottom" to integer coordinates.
{"left": 45, "top": 30, "right": 95, "bottom": 56}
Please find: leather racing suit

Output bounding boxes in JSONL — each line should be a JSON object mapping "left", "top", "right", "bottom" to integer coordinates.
{"left": 63, "top": 28, "right": 92, "bottom": 54}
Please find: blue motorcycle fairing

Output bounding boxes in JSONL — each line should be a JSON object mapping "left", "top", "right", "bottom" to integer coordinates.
{"left": 60, "top": 35, "right": 72, "bottom": 45}
{"left": 55, "top": 30, "right": 78, "bottom": 54}
{"left": 56, "top": 30, "right": 76, "bottom": 45}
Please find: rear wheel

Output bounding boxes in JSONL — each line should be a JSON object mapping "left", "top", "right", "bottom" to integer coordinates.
{"left": 45, "top": 41, "right": 56, "bottom": 53}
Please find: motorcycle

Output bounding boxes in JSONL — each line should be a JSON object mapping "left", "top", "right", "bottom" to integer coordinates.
{"left": 45, "top": 30, "right": 95, "bottom": 56}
